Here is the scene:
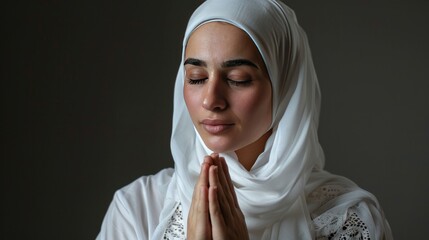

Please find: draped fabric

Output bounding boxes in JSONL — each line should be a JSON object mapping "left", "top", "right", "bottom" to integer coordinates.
{"left": 151, "top": 0, "right": 392, "bottom": 239}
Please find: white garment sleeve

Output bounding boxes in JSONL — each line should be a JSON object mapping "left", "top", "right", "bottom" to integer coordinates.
{"left": 308, "top": 183, "right": 393, "bottom": 240}
{"left": 96, "top": 168, "right": 174, "bottom": 240}
{"left": 96, "top": 189, "right": 139, "bottom": 240}
{"left": 313, "top": 201, "right": 392, "bottom": 240}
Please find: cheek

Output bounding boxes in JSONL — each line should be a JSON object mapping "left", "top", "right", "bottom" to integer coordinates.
{"left": 183, "top": 86, "right": 200, "bottom": 119}
{"left": 237, "top": 89, "right": 272, "bottom": 124}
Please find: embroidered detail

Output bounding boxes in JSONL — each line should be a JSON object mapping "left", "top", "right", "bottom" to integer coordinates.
{"left": 163, "top": 203, "right": 186, "bottom": 240}
{"left": 308, "top": 184, "right": 347, "bottom": 207}
{"left": 313, "top": 207, "right": 371, "bottom": 240}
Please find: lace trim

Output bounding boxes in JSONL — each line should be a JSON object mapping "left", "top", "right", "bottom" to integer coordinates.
{"left": 163, "top": 203, "right": 186, "bottom": 240}
{"left": 313, "top": 207, "right": 371, "bottom": 240}
{"left": 308, "top": 184, "right": 347, "bottom": 207}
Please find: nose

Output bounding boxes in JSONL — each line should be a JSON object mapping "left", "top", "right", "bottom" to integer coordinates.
{"left": 202, "top": 77, "right": 227, "bottom": 111}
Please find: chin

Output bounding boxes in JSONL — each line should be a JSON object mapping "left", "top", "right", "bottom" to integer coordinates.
{"left": 203, "top": 138, "right": 236, "bottom": 154}
{"left": 205, "top": 144, "right": 230, "bottom": 154}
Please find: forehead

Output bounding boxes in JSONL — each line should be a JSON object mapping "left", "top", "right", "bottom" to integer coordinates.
{"left": 189, "top": 21, "right": 248, "bottom": 40}
{"left": 185, "top": 22, "right": 260, "bottom": 58}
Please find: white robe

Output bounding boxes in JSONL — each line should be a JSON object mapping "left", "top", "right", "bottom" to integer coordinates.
{"left": 96, "top": 168, "right": 392, "bottom": 239}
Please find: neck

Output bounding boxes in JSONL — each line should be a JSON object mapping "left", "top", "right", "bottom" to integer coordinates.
{"left": 235, "top": 129, "right": 273, "bottom": 171}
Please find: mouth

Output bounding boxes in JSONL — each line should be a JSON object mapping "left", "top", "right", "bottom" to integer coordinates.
{"left": 200, "top": 119, "right": 234, "bottom": 134}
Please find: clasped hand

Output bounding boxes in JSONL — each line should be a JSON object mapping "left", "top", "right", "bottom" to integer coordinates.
{"left": 187, "top": 153, "right": 249, "bottom": 240}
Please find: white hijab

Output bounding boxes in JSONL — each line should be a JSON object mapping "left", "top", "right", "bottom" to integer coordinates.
{"left": 152, "top": 0, "right": 391, "bottom": 239}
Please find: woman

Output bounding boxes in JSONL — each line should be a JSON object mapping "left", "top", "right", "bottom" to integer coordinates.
{"left": 97, "top": 0, "right": 393, "bottom": 239}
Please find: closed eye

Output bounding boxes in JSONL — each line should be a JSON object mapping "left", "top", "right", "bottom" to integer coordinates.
{"left": 188, "top": 78, "right": 207, "bottom": 85}
{"left": 227, "top": 79, "right": 252, "bottom": 87}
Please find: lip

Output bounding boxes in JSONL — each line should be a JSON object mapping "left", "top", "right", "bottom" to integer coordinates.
{"left": 200, "top": 119, "right": 234, "bottom": 134}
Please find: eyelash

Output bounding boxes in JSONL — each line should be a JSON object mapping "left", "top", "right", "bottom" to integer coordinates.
{"left": 188, "top": 78, "right": 207, "bottom": 85}
{"left": 187, "top": 78, "right": 252, "bottom": 86}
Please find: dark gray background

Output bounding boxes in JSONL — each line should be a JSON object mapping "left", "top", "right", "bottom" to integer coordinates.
{"left": 2, "top": 1, "right": 428, "bottom": 239}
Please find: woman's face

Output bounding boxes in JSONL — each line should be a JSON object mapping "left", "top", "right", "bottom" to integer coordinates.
{"left": 184, "top": 22, "right": 272, "bottom": 154}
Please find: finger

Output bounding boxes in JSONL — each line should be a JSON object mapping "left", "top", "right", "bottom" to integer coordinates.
{"left": 196, "top": 157, "right": 211, "bottom": 219}
{"left": 209, "top": 165, "right": 234, "bottom": 220}
{"left": 209, "top": 184, "right": 226, "bottom": 236}
{"left": 210, "top": 152, "right": 220, "bottom": 165}
{"left": 209, "top": 155, "right": 226, "bottom": 187}
{"left": 188, "top": 160, "right": 212, "bottom": 239}
{"left": 213, "top": 157, "right": 236, "bottom": 212}
{"left": 191, "top": 159, "right": 210, "bottom": 214}
{"left": 191, "top": 155, "right": 214, "bottom": 214}
{"left": 205, "top": 154, "right": 215, "bottom": 165}
{"left": 209, "top": 153, "right": 234, "bottom": 212}
{"left": 197, "top": 185, "right": 209, "bottom": 227}
{"left": 198, "top": 158, "right": 211, "bottom": 189}
{"left": 197, "top": 176, "right": 209, "bottom": 213}
{"left": 220, "top": 157, "right": 239, "bottom": 207}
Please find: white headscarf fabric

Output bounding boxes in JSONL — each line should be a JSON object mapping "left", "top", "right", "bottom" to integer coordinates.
{"left": 152, "top": 0, "right": 391, "bottom": 239}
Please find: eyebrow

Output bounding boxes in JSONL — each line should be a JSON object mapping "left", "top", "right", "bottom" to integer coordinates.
{"left": 184, "top": 58, "right": 207, "bottom": 67}
{"left": 184, "top": 58, "right": 259, "bottom": 69}
{"left": 222, "top": 59, "right": 259, "bottom": 69}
